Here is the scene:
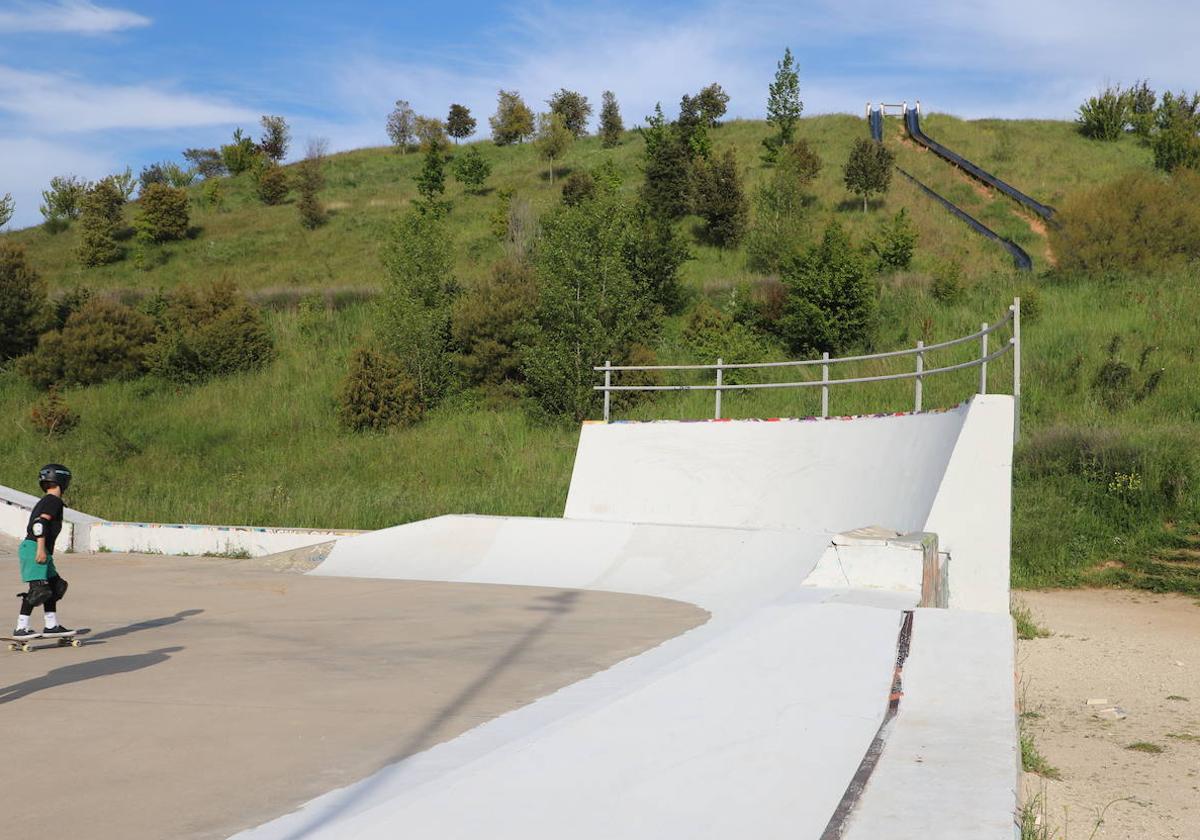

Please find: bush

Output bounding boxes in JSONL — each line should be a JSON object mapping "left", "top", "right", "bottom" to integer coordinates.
{"left": 1152, "top": 124, "right": 1200, "bottom": 173}
{"left": 29, "top": 387, "right": 79, "bottom": 436}
{"left": 872, "top": 208, "right": 917, "bottom": 271}
{"left": 183, "top": 147, "right": 226, "bottom": 179}
{"left": 415, "top": 142, "right": 447, "bottom": 208}
{"left": 451, "top": 145, "right": 491, "bottom": 194}
{"left": 201, "top": 179, "right": 226, "bottom": 211}
{"left": 779, "top": 221, "right": 876, "bottom": 354}
{"left": 693, "top": 148, "right": 748, "bottom": 247}
{"left": 76, "top": 179, "right": 125, "bottom": 267}
{"left": 451, "top": 257, "right": 538, "bottom": 389}
{"left": 561, "top": 171, "right": 596, "bottom": 206}
{"left": 259, "top": 115, "right": 290, "bottom": 162}
{"left": 0, "top": 243, "right": 49, "bottom": 362}
{"left": 39, "top": 175, "right": 86, "bottom": 231}
{"left": 295, "top": 159, "right": 326, "bottom": 229}
{"left": 682, "top": 301, "right": 770, "bottom": 384}
{"left": 337, "top": 348, "right": 424, "bottom": 431}
{"left": 138, "top": 183, "right": 189, "bottom": 242}
{"left": 600, "top": 90, "right": 623, "bottom": 148}
{"left": 1077, "top": 86, "right": 1130, "bottom": 140}
{"left": 930, "top": 260, "right": 964, "bottom": 303}
{"left": 221, "top": 128, "right": 261, "bottom": 175}
{"left": 138, "top": 162, "right": 192, "bottom": 190}
{"left": 746, "top": 142, "right": 820, "bottom": 274}
{"left": 21, "top": 298, "right": 156, "bottom": 387}
{"left": 255, "top": 162, "right": 290, "bottom": 205}
{"left": 1050, "top": 169, "right": 1200, "bottom": 274}
{"left": 149, "top": 280, "right": 275, "bottom": 384}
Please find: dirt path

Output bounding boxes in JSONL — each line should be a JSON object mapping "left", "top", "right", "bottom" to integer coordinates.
{"left": 1017, "top": 589, "right": 1200, "bottom": 839}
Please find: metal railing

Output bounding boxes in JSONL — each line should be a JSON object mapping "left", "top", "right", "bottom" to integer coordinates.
{"left": 595, "top": 298, "right": 1022, "bottom": 440}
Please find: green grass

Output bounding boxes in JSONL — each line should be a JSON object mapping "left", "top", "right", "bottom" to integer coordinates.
{"left": 2, "top": 114, "right": 1198, "bottom": 594}
{"left": 1021, "top": 731, "right": 1062, "bottom": 779}
{"left": 1013, "top": 602, "right": 1052, "bottom": 640}
{"left": 1125, "top": 741, "right": 1164, "bottom": 754}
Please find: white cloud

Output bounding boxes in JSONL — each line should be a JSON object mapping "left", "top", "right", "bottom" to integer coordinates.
{"left": 0, "top": 66, "right": 258, "bottom": 132}
{"left": 0, "top": 1, "right": 149, "bottom": 34}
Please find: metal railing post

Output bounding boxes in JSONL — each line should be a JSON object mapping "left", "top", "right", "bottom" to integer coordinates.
{"left": 715, "top": 358, "right": 723, "bottom": 420}
{"left": 914, "top": 340, "right": 924, "bottom": 412}
{"left": 821, "top": 352, "right": 829, "bottom": 417}
{"left": 1012, "top": 298, "right": 1021, "bottom": 442}
{"left": 979, "top": 323, "right": 988, "bottom": 394}
{"left": 603, "top": 360, "right": 611, "bottom": 422}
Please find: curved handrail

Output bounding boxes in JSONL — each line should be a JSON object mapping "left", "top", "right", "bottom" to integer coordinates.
{"left": 904, "top": 106, "right": 1056, "bottom": 222}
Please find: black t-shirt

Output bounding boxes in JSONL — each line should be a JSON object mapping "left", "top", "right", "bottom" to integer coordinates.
{"left": 25, "top": 495, "right": 65, "bottom": 555}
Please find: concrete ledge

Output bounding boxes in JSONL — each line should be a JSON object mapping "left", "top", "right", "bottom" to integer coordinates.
{"left": 0, "top": 485, "right": 103, "bottom": 551}
{"left": 803, "top": 527, "right": 949, "bottom": 608}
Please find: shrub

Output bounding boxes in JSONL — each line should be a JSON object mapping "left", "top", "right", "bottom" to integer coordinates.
{"left": 21, "top": 298, "right": 156, "bottom": 387}
{"left": 623, "top": 202, "right": 690, "bottom": 316}
{"left": 295, "top": 159, "right": 326, "bottom": 229}
{"left": 451, "top": 146, "right": 491, "bottom": 194}
{"left": 1077, "top": 86, "right": 1130, "bottom": 140}
{"left": 547, "top": 89, "right": 592, "bottom": 138}
{"left": 259, "top": 115, "right": 290, "bottom": 162}
{"left": 138, "top": 183, "right": 189, "bottom": 241}
{"left": 561, "top": 171, "right": 596, "bottom": 206}
{"left": 779, "top": 221, "right": 876, "bottom": 354}
{"left": 451, "top": 257, "right": 538, "bottom": 389}
{"left": 221, "top": 128, "right": 261, "bottom": 175}
{"left": 415, "top": 142, "right": 447, "bottom": 207}
{"left": 76, "top": 179, "right": 125, "bottom": 267}
{"left": 39, "top": 175, "right": 86, "bottom": 231}
{"left": 599, "top": 90, "right": 624, "bottom": 147}
{"left": 183, "top": 147, "right": 226, "bottom": 179}
{"left": 29, "top": 387, "right": 79, "bottom": 437}
{"left": 490, "top": 90, "right": 535, "bottom": 146}
{"left": 0, "top": 243, "right": 49, "bottom": 361}
{"left": 149, "top": 280, "right": 275, "bottom": 384}
{"left": 682, "top": 300, "right": 770, "bottom": 384}
{"left": 139, "top": 162, "right": 192, "bottom": 190}
{"left": 693, "top": 148, "right": 748, "bottom": 247}
{"left": 337, "top": 348, "right": 424, "bottom": 431}
{"left": 1152, "top": 124, "right": 1200, "bottom": 173}
{"left": 201, "top": 179, "right": 226, "bottom": 211}
{"left": 1050, "top": 169, "right": 1200, "bottom": 274}
{"left": 255, "top": 162, "right": 290, "bottom": 205}
{"left": 446, "top": 104, "right": 476, "bottom": 143}
{"left": 930, "top": 260, "right": 964, "bottom": 303}
{"left": 387, "top": 100, "right": 416, "bottom": 151}
{"left": 746, "top": 141, "right": 820, "bottom": 274}
{"left": 1129, "top": 80, "right": 1157, "bottom": 138}
{"left": 872, "top": 208, "right": 917, "bottom": 271}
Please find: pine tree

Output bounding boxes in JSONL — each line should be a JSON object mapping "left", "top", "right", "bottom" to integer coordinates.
{"left": 0, "top": 242, "right": 48, "bottom": 361}
{"left": 76, "top": 178, "right": 125, "bottom": 266}
{"left": 693, "top": 148, "right": 748, "bottom": 247}
{"left": 415, "top": 142, "right": 447, "bottom": 207}
{"left": 600, "top": 90, "right": 624, "bottom": 148}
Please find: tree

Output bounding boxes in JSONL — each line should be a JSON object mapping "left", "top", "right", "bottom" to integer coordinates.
{"left": 764, "top": 47, "right": 802, "bottom": 161}
{"left": 255, "top": 162, "right": 290, "bottom": 205}
{"left": 871, "top": 207, "right": 917, "bottom": 270}
{"left": 780, "top": 221, "right": 876, "bottom": 354}
{"left": 380, "top": 209, "right": 455, "bottom": 403}
{"left": 415, "top": 142, "right": 447, "bottom": 207}
{"left": 0, "top": 243, "right": 48, "bottom": 361}
{"left": 536, "top": 112, "right": 573, "bottom": 183}
{"left": 1077, "top": 86, "right": 1130, "bottom": 141}
{"left": 1152, "top": 90, "right": 1200, "bottom": 172}
{"left": 548, "top": 88, "right": 592, "bottom": 138}
{"left": 77, "top": 178, "right": 125, "bottom": 266}
{"left": 451, "top": 146, "right": 492, "bottom": 194}
{"left": 693, "top": 148, "right": 748, "bottom": 247}
{"left": 140, "top": 161, "right": 194, "bottom": 191}
{"left": 295, "top": 153, "right": 326, "bottom": 229}
{"left": 451, "top": 257, "right": 538, "bottom": 389}
{"left": 0, "top": 192, "right": 13, "bottom": 228}
{"left": 259, "top": 115, "right": 290, "bottom": 162}
{"left": 387, "top": 100, "right": 417, "bottom": 152}
{"left": 600, "top": 90, "right": 624, "bottom": 148}
{"left": 1129, "top": 80, "right": 1157, "bottom": 138}
{"left": 696, "top": 83, "right": 730, "bottom": 127}
{"left": 138, "top": 183, "right": 190, "bottom": 241}
{"left": 639, "top": 104, "right": 691, "bottom": 219}
{"left": 843, "top": 138, "right": 894, "bottom": 211}
{"left": 221, "top": 128, "right": 261, "bottom": 175}
{"left": 110, "top": 167, "right": 137, "bottom": 200}
{"left": 490, "top": 90, "right": 535, "bottom": 145}
{"left": 39, "top": 175, "right": 86, "bottom": 231}
{"left": 183, "top": 147, "right": 226, "bottom": 179}
{"left": 413, "top": 115, "right": 447, "bottom": 151}
{"left": 446, "top": 104, "right": 476, "bottom": 143}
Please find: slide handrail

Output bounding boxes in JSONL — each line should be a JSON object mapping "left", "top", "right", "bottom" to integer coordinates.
{"left": 904, "top": 105, "right": 1056, "bottom": 221}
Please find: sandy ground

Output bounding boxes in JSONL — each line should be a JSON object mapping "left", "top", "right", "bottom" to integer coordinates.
{"left": 0, "top": 537, "right": 706, "bottom": 839}
{"left": 1017, "top": 589, "right": 1200, "bottom": 839}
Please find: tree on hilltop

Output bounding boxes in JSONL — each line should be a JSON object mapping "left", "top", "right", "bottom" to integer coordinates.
{"left": 387, "top": 100, "right": 417, "bottom": 152}
{"left": 696, "top": 83, "right": 730, "bottom": 127}
{"left": 0, "top": 192, "right": 13, "bottom": 229}
{"left": 446, "top": 104, "right": 476, "bottom": 143}
{"left": 259, "top": 115, "right": 291, "bottom": 162}
{"left": 490, "top": 90, "right": 535, "bottom": 145}
{"left": 600, "top": 90, "right": 624, "bottom": 147}
{"left": 548, "top": 89, "right": 592, "bottom": 138}
{"left": 536, "top": 112, "right": 573, "bottom": 183}
{"left": 764, "top": 47, "right": 802, "bottom": 162}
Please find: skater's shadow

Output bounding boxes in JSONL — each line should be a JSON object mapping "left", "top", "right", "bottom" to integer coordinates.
{"left": 0, "top": 646, "right": 184, "bottom": 704}
{"left": 89, "top": 609, "right": 204, "bottom": 643}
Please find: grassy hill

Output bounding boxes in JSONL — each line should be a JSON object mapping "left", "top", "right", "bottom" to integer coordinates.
{"left": 1, "top": 113, "right": 1196, "bottom": 592}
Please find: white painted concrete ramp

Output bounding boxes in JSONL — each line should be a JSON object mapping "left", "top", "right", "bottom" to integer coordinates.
{"left": 234, "top": 396, "right": 1018, "bottom": 840}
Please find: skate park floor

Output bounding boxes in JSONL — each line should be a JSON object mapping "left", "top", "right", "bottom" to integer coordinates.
{"left": 0, "top": 537, "right": 706, "bottom": 840}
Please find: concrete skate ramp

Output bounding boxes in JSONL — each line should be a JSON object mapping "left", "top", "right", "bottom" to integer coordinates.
{"left": 564, "top": 404, "right": 969, "bottom": 532}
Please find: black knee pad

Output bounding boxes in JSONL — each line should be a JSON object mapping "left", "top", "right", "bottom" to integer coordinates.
{"left": 50, "top": 576, "right": 68, "bottom": 601}
{"left": 24, "top": 580, "right": 53, "bottom": 608}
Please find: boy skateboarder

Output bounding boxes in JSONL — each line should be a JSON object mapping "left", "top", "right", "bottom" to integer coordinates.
{"left": 13, "top": 464, "right": 73, "bottom": 639}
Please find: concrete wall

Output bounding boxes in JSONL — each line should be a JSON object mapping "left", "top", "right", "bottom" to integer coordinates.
{"left": 564, "top": 406, "right": 969, "bottom": 534}
{"left": 0, "top": 484, "right": 102, "bottom": 551}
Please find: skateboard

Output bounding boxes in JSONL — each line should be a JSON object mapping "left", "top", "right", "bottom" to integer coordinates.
{"left": 3, "top": 628, "right": 90, "bottom": 653}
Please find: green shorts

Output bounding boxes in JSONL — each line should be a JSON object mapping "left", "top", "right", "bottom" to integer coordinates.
{"left": 18, "top": 539, "right": 57, "bottom": 583}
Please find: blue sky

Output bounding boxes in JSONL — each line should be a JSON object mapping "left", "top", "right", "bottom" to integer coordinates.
{"left": 2, "top": 0, "right": 1197, "bottom": 228}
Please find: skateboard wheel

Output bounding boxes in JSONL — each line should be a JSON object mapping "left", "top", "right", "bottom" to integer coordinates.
{"left": 71, "top": 639, "right": 82, "bottom": 648}
{"left": 21, "top": 644, "right": 32, "bottom": 652}
{"left": 6, "top": 643, "right": 15, "bottom": 652}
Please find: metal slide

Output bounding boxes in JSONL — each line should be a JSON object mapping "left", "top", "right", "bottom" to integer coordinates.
{"left": 904, "top": 104, "right": 1055, "bottom": 221}
{"left": 869, "top": 106, "right": 1031, "bottom": 271}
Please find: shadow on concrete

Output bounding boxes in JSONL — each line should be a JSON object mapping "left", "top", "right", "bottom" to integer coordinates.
{"left": 0, "top": 646, "right": 184, "bottom": 704}
{"left": 89, "top": 609, "right": 205, "bottom": 643}
{"left": 278, "top": 590, "right": 582, "bottom": 839}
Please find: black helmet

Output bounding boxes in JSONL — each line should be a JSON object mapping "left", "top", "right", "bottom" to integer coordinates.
{"left": 38, "top": 464, "right": 71, "bottom": 493}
